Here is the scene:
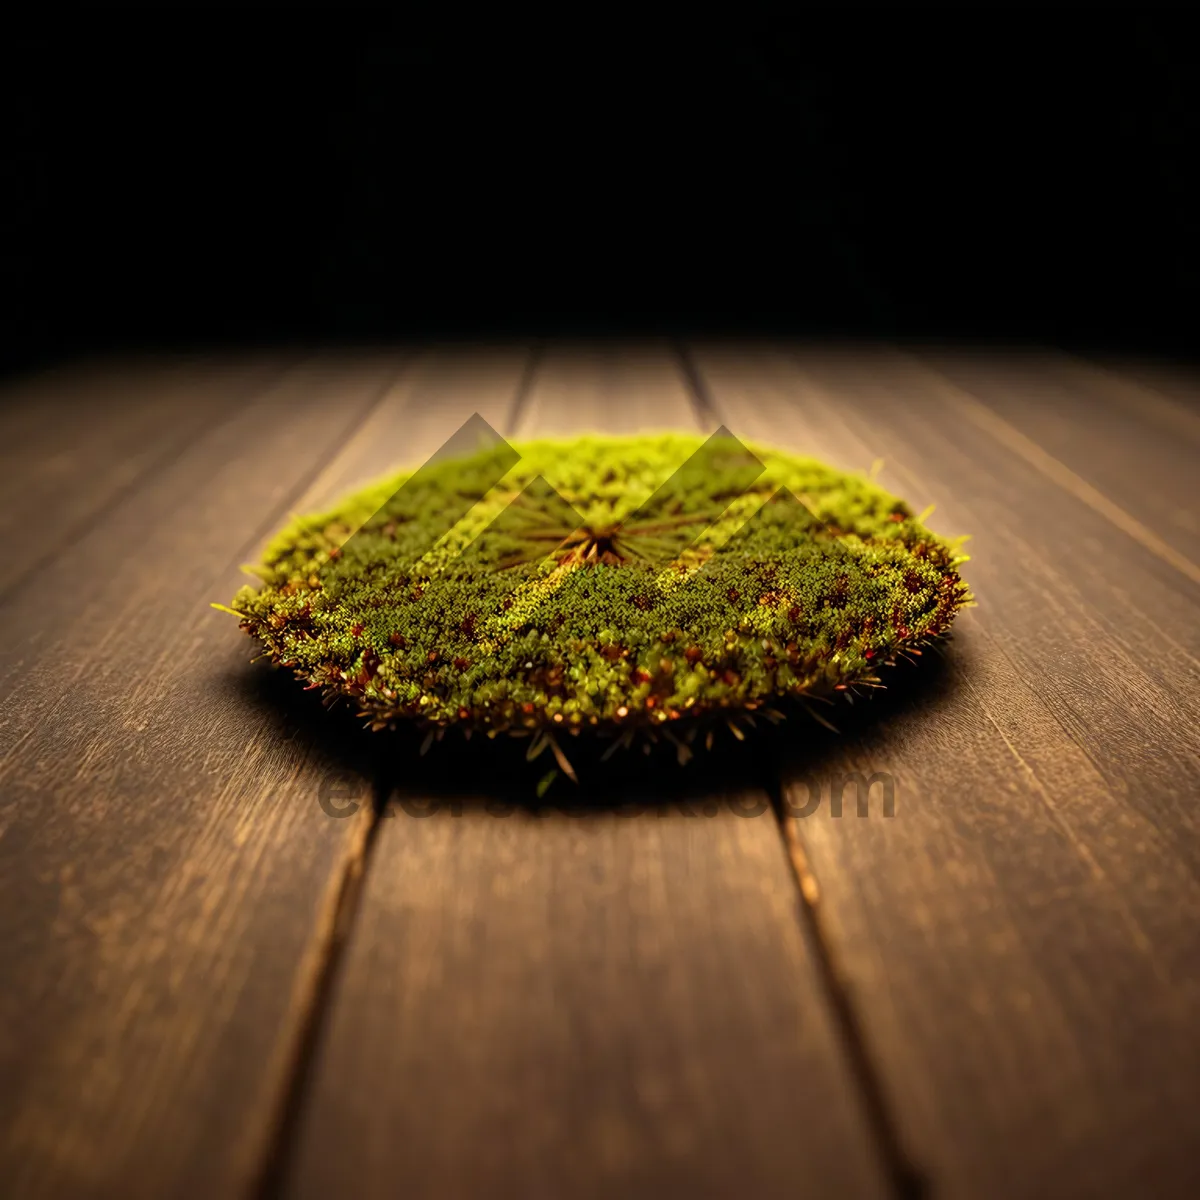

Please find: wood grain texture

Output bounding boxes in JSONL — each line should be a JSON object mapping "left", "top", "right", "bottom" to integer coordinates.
{"left": 689, "top": 343, "right": 1200, "bottom": 1199}
{"left": 3, "top": 343, "right": 1197, "bottom": 1199}
{"left": 1084, "top": 356, "right": 1200, "bottom": 428}
{"left": 280, "top": 344, "right": 892, "bottom": 1200}
{"left": 0, "top": 355, "right": 290, "bottom": 598}
{"left": 0, "top": 353, "right": 408, "bottom": 1199}
{"left": 913, "top": 349, "right": 1200, "bottom": 569}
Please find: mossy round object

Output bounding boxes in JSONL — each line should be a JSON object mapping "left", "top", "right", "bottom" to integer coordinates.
{"left": 229, "top": 432, "right": 970, "bottom": 740}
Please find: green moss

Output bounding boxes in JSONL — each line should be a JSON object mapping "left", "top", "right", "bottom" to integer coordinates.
{"left": 227, "top": 432, "right": 971, "bottom": 759}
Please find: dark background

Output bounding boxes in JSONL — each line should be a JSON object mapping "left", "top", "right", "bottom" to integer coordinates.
{"left": 4, "top": 11, "right": 1197, "bottom": 376}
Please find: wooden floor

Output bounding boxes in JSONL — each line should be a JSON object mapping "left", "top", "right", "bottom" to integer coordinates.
{"left": 1, "top": 343, "right": 1198, "bottom": 1199}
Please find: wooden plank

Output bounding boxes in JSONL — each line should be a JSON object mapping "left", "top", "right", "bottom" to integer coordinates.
{"left": 0, "top": 352, "right": 412, "bottom": 1199}
{"left": 689, "top": 342, "right": 1200, "bottom": 1198}
{"left": 0, "top": 354, "right": 289, "bottom": 597}
{"left": 280, "top": 344, "right": 892, "bottom": 1200}
{"left": 1083, "top": 355, "right": 1200, "bottom": 427}
{"left": 912, "top": 349, "right": 1200, "bottom": 566}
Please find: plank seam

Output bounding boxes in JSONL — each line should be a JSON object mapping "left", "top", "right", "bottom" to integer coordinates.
{"left": 252, "top": 777, "right": 391, "bottom": 1200}
{"left": 766, "top": 779, "right": 929, "bottom": 1200}
{"left": 256, "top": 346, "right": 533, "bottom": 1194}
{"left": 221, "top": 355, "right": 416, "bottom": 1195}
{"left": 504, "top": 341, "right": 544, "bottom": 435}
{"left": 672, "top": 340, "right": 722, "bottom": 429}
{"left": 682, "top": 341, "right": 927, "bottom": 1198}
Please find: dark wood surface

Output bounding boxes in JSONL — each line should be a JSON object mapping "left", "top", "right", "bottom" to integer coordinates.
{"left": 281, "top": 347, "right": 890, "bottom": 1200}
{"left": 690, "top": 345, "right": 1200, "bottom": 1199}
{"left": 0, "top": 344, "right": 1197, "bottom": 1199}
